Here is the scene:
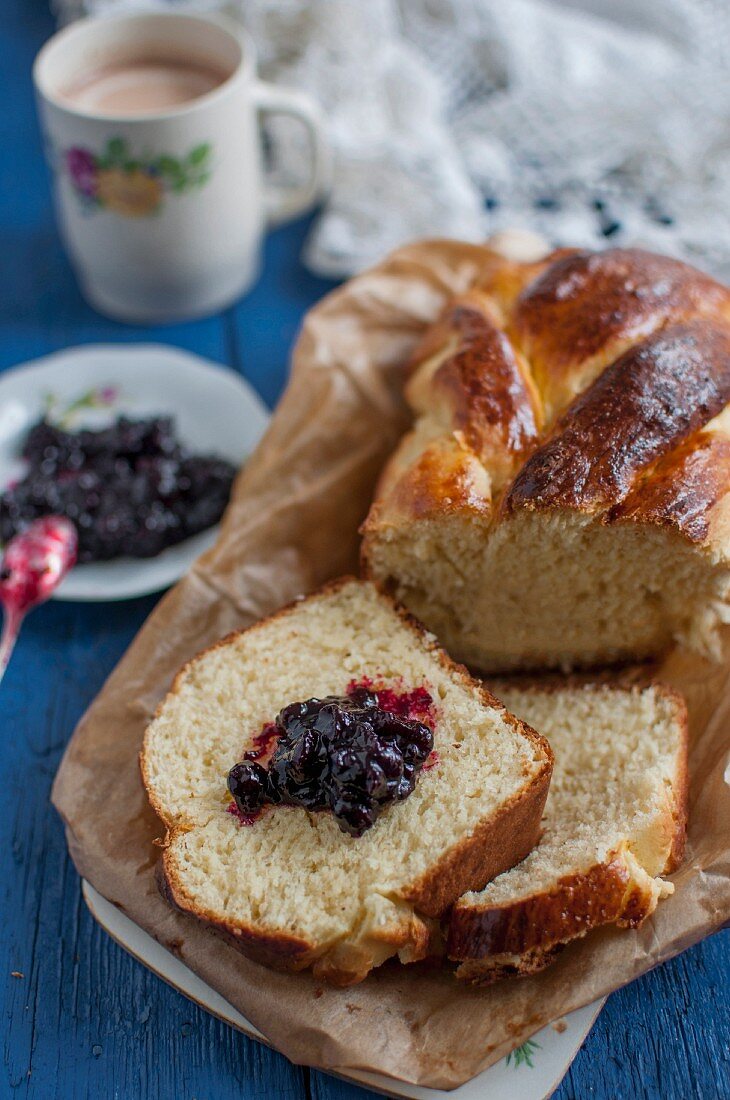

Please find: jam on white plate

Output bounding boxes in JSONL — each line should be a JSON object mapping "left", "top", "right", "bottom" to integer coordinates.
{"left": 0, "top": 345, "right": 269, "bottom": 601}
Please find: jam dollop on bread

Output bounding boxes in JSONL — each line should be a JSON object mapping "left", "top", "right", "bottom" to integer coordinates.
{"left": 228, "top": 685, "right": 435, "bottom": 836}
{"left": 0, "top": 415, "right": 236, "bottom": 563}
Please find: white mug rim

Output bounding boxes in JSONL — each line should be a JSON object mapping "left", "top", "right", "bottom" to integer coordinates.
{"left": 33, "top": 10, "right": 255, "bottom": 124}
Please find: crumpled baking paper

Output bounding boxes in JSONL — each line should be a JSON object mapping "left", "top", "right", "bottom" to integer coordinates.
{"left": 52, "top": 240, "right": 730, "bottom": 1090}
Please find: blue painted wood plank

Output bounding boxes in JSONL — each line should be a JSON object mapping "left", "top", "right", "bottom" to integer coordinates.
{"left": 1, "top": 602, "right": 308, "bottom": 1100}
{"left": 0, "top": 4, "right": 307, "bottom": 1099}
{"left": 1, "top": 3, "right": 728, "bottom": 1100}
{"left": 225, "top": 216, "right": 337, "bottom": 406}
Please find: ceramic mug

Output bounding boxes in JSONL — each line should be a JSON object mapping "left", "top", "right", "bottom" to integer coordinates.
{"left": 33, "top": 12, "right": 330, "bottom": 323}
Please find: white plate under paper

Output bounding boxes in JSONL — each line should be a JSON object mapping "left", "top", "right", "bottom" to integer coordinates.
{"left": 0, "top": 345, "right": 270, "bottom": 601}
{"left": 83, "top": 881, "right": 604, "bottom": 1100}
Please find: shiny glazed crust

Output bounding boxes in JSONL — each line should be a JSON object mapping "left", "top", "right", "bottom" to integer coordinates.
{"left": 447, "top": 682, "right": 689, "bottom": 984}
{"left": 362, "top": 247, "right": 730, "bottom": 555}
{"left": 449, "top": 848, "right": 666, "bottom": 985}
{"left": 507, "top": 320, "right": 730, "bottom": 516}
{"left": 141, "top": 578, "right": 553, "bottom": 986}
{"left": 449, "top": 851, "right": 656, "bottom": 982}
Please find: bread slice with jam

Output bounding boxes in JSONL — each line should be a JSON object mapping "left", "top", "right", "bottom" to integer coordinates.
{"left": 141, "top": 577, "right": 552, "bottom": 986}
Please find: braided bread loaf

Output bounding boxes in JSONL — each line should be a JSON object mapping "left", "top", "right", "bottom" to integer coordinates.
{"left": 362, "top": 246, "right": 730, "bottom": 672}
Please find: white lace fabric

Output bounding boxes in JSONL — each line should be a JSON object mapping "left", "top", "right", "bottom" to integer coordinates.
{"left": 54, "top": 0, "right": 730, "bottom": 280}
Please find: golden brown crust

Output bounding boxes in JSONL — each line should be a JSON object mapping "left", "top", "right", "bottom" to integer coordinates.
{"left": 362, "top": 246, "right": 730, "bottom": 583}
{"left": 473, "top": 249, "right": 562, "bottom": 316}
{"left": 447, "top": 851, "right": 651, "bottom": 963}
{"left": 513, "top": 248, "right": 730, "bottom": 413}
{"left": 372, "top": 435, "right": 492, "bottom": 524}
{"left": 409, "top": 294, "right": 541, "bottom": 466}
{"left": 506, "top": 321, "right": 730, "bottom": 515}
{"left": 664, "top": 689, "right": 690, "bottom": 872}
{"left": 610, "top": 431, "right": 730, "bottom": 544}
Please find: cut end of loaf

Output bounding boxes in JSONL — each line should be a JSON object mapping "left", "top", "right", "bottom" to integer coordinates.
{"left": 448, "top": 682, "right": 688, "bottom": 983}
{"left": 364, "top": 506, "right": 730, "bottom": 673}
{"left": 142, "top": 577, "right": 552, "bottom": 985}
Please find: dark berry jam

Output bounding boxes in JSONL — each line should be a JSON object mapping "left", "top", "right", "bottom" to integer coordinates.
{"left": 346, "top": 678, "right": 436, "bottom": 725}
{"left": 241, "top": 722, "right": 280, "bottom": 762}
{"left": 227, "top": 686, "right": 435, "bottom": 837}
{"left": 0, "top": 416, "right": 236, "bottom": 563}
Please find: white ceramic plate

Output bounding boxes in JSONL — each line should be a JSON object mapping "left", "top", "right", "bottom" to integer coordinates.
{"left": 83, "top": 881, "right": 604, "bottom": 1100}
{"left": 0, "top": 345, "right": 270, "bottom": 601}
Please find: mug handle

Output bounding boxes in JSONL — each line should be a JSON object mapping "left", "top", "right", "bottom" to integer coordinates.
{"left": 254, "top": 82, "right": 331, "bottom": 226}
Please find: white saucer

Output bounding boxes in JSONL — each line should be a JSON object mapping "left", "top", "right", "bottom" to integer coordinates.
{"left": 0, "top": 345, "right": 269, "bottom": 601}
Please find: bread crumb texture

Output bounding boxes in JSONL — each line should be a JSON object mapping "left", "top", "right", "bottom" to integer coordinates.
{"left": 449, "top": 682, "right": 687, "bottom": 982}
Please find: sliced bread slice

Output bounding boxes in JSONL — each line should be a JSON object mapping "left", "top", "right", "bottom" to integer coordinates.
{"left": 448, "top": 682, "right": 688, "bottom": 982}
{"left": 141, "top": 578, "right": 552, "bottom": 986}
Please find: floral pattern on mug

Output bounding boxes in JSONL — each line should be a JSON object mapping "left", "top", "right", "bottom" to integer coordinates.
{"left": 64, "top": 137, "right": 213, "bottom": 216}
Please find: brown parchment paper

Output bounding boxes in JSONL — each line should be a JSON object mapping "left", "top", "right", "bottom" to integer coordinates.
{"left": 52, "top": 240, "right": 730, "bottom": 1092}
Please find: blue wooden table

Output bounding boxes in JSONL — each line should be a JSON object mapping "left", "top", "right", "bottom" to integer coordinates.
{"left": 2, "top": 4, "right": 729, "bottom": 1098}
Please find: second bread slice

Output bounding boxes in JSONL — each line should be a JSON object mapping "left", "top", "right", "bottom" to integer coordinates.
{"left": 141, "top": 578, "right": 552, "bottom": 985}
{"left": 448, "top": 682, "right": 688, "bottom": 982}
